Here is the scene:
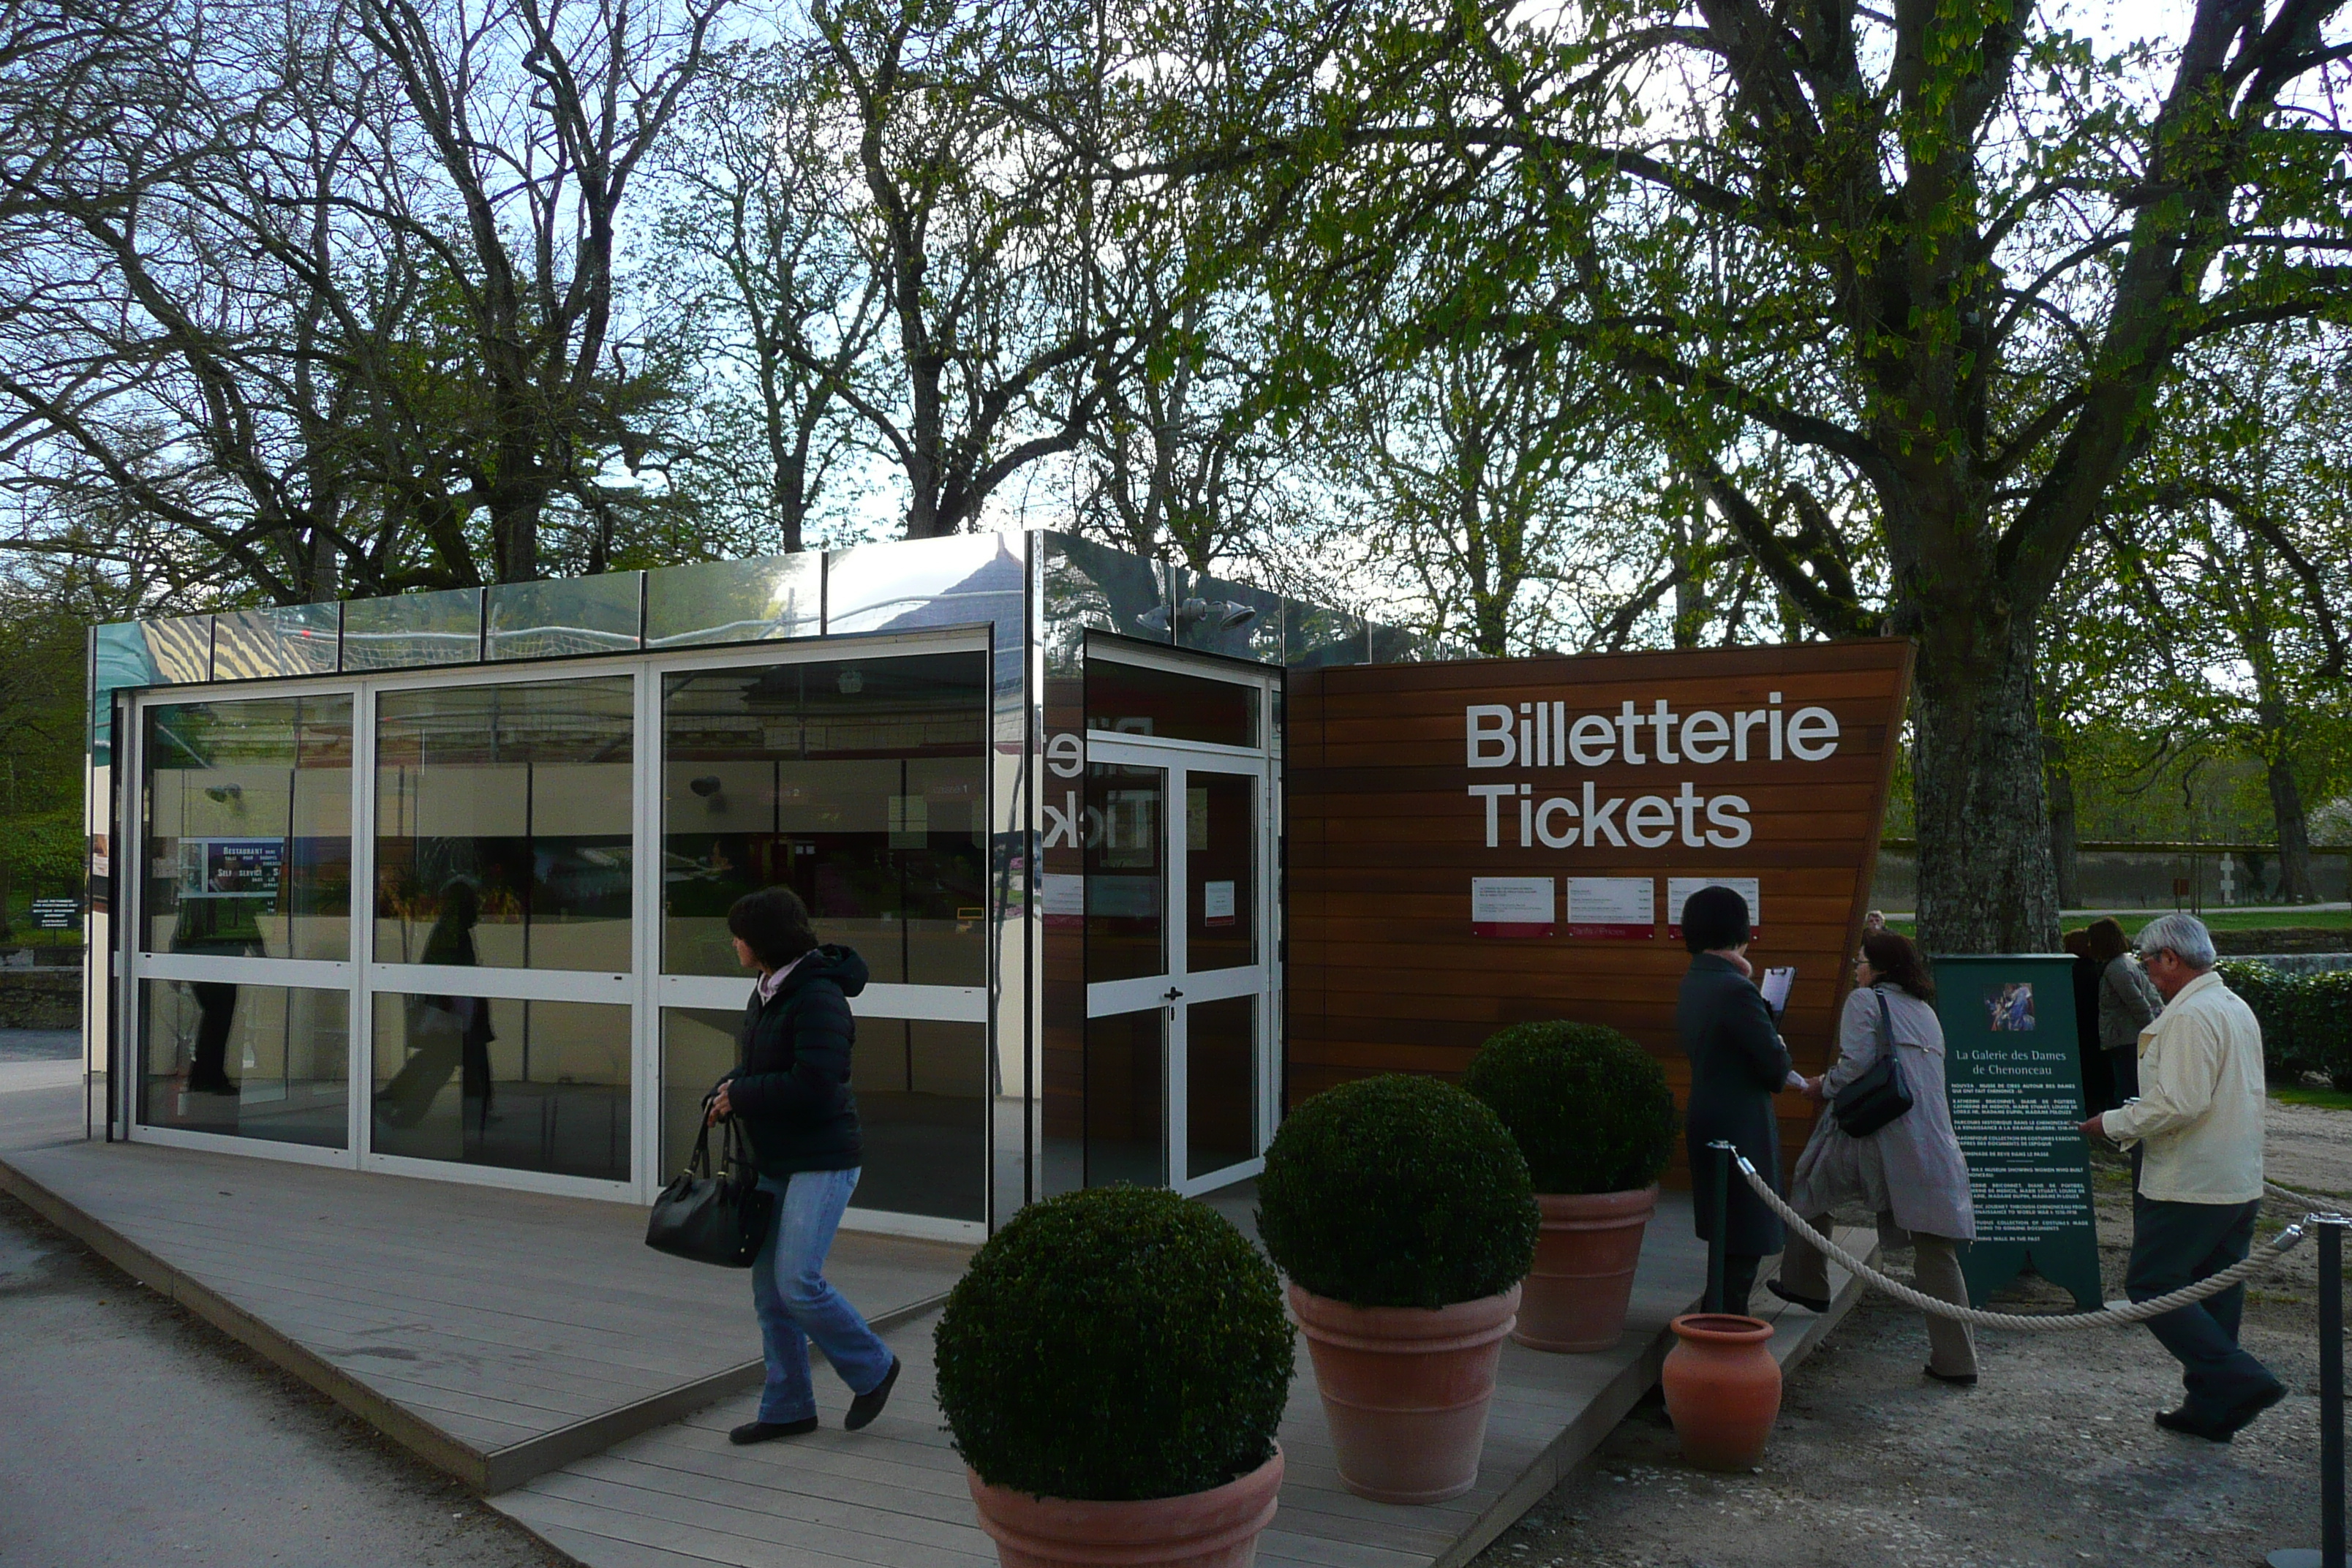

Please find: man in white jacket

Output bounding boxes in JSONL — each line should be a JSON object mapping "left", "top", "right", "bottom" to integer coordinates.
{"left": 2078, "top": 912, "right": 2284, "bottom": 1441}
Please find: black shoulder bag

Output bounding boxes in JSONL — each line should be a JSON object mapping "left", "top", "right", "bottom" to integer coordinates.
{"left": 1831, "top": 989, "right": 1915, "bottom": 1137}
{"left": 645, "top": 1115, "right": 775, "bottom": 1267}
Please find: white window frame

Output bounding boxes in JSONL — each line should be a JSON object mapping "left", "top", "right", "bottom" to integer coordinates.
{"left": 121, "top": 627, "right": 995, "bottom": 1230}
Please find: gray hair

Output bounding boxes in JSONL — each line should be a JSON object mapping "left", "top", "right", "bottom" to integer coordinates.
{"left": 2136, "top": 912, "right": 2217, "bottom": 970}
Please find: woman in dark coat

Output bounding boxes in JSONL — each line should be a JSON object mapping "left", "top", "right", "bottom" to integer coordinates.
{"left": 1677, "top": 884, "right": 1795, "bottom": 1315}
{"left": 706, "top": 886, "right": 900, "bottom": 1446}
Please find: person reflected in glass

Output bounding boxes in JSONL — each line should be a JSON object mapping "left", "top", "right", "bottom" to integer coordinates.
{"left": 1777, "top": 932, "right": 1979, "bottom": 1385}
{"left": 171, "top": 841, "right": 269, "bottom": 1097}
{"left": 704, "top": 886, "right": 900, "bottom": 1444}
{"left": 1676, "top": 885, "right": 1799, "bottom": 1316}
{"left": 380, "top": 881, "right": 497, "bottom": 1132}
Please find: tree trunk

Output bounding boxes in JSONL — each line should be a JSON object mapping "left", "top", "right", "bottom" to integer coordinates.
{"left": 2043, "top": 734, "right": 2080, "bottom": 912}
{"left": 1909, "top": 613, "right": 2061, "bottom": 954}
{"left": 2265, "top": 749, "right": 2319, "bottom": 904}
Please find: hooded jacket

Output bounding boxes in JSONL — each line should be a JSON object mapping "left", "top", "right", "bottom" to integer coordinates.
{"left": 724, "top": 944, "right": 867, "bottom": 1177}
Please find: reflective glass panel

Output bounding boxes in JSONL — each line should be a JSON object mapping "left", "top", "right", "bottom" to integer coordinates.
{"left": 645, "top": 555, "right": 820, "bottom": 649}
{"left": 1186, "top": 771, "right": 1256, "bottom": 971}
{"left": 1186, "top": 994, "right": 1256, "bottom": 1180}
{"left": 1086, "top": 659, "right": 1256, "bottom": 747}
{"left": 1039, "top": 533, "right": 1170, "bottom": 670}
{"left": 1085, "top": 1008, "right": 1163, "bottom": 1187}
{"left": 661, "top": 653, "right": 987, "bottom": 985}
{"left": 140, "top": 979, "right": 349, "bottom": 1147}
{"left": 853, "top": 1018, "right": 986, "bottom": 1221}
{"left": 143, "top": 616, "right": 213, "bottom": 683}
{"left": 344, "top": 588, "right": 483, "bottom": 670}
{"left": 1284, "top": 600, "right": 1368, "bottom": 669}
{"left": 371, "top": 994, "right": 629, "bottom": 1180}
{"left": 212, "top": 603, "right": 339, "bottom": 678}
{"left": 142, "top": 696, "right": 354, "bottom": 961}
{"left": 661, "top": 1006, "right": 987, "bottom": 1222}
{"left": 1172, "top": 570, "right": 1283, "bottom": 664}
{"left": 1085, "top": 763, "right": 1165, "bottom": 983}
{"left": 485, "top": 573, "right": 642, "bottom": 661}
{"left": 374, "top": 677, "right": 634, "bottom": 972}
{"left": 824, "top": 535, "right": 1022, "bottom": 637}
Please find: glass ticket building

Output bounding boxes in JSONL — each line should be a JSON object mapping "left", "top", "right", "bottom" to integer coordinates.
{"left": 83, "top": 532, "right": 1437, "bottom": 1240}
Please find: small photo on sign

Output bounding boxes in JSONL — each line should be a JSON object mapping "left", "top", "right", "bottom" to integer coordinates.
{"left": 1986, "top": 981, "right": 2036, "bottom": 1033}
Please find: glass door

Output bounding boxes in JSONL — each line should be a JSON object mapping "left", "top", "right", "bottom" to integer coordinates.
{"left": 1083, "top": 739, "right": 1272, "bottom": 1194}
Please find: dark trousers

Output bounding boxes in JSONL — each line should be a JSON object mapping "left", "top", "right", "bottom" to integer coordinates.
{"left": 187, "top": 981, "right": 238, "bottom": 1090}
{"left": 2127, "top": 1193, "right": 2280, "bottom": 1422}
{"left": 1716, "top": 1253, "right": 1761, "bottom": 1316}
{"left": 2107, "top": 1047, "right": 2140, "bottom": 1105}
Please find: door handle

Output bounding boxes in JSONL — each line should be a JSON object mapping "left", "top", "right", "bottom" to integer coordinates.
{"left": 1164, "top": 987, "right": 1183, "bottom": 1002}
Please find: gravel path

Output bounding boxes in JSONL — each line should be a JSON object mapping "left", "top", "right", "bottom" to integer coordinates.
{"left": 1474, "top": 1102, "right": 2345, "bottom": 1568}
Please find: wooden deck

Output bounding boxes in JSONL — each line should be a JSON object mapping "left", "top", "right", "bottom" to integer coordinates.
{"left": 0, "top": 1082, "right": 1870, "bottom": 1567}
{"left": 0, "top": 1093, "right": 968, "bottom": 1492}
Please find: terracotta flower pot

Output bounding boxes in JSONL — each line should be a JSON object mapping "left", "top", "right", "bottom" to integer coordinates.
{"left": 1515, "top": 1186, "right": 1659, "bottom": 1352}
{"left": 1287, "top": 1281, "right": 1518, "bottom": 1504}
{"left": 966, "top": 1447, "right": 1284, "bottom": 1568}
{"left": 1660, "top": 1313, "right": 1781, "bottom": 1471}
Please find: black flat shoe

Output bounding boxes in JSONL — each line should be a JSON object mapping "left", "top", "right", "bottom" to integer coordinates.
{"left": 845, "top": 1356, "right": 900, "bottom": 1431}
{"left": 1765, "top": 1280, "right": 1830, "bottom": 1313}
{"left": 1923, "top": 1364, "right": 1978, "bottom": 1387}
{"left": 728, "top": 1417, "right": 818, "bottom": 1445}
{"left": 2218, "top": 1381, "right": 2288, "bottom": 1436}
{"left": 2155, "top": 1406, "right": 2232, "bottom": 1443}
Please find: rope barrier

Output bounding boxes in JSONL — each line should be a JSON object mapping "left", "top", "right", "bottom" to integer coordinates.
{"left": 1719, "top": 1148, "right": 2311, "bottom": 1331}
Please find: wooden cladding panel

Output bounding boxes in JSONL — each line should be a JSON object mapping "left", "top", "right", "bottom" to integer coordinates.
{"left": 1284, "top": 640, "right": 1913, "bottom": 1188}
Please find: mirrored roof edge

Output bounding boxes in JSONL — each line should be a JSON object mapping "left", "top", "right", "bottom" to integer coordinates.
{"left": 89, "top": 528, "right": 1450, "bottom": 704}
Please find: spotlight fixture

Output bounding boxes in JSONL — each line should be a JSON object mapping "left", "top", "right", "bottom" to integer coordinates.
{"left": 203, "top": 783, "right": 243, "bottom": 804}
{"left": 688, "top": 775, "right": 723, "bottom": 798}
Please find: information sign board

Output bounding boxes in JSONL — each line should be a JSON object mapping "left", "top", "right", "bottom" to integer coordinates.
{"left": 1932, "top": 954, "right": 2103, "bottom": 1309}
{"left": 29, "top": 898, "right": 80, "bottom": 931}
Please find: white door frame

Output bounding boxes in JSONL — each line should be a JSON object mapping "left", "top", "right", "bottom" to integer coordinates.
{"left": 1080, "top": 652, "right": 1280, "bottom": 1197}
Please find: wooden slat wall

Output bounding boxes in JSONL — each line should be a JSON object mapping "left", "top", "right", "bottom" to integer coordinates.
{"left": 1284, "top": 640, "right": 1914, "bottom": 1183}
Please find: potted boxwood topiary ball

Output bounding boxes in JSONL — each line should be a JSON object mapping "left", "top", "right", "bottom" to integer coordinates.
{"left": 935, "top": 1186, "right": 1294, "bottom": 1568}
{"left": 1256, "top": 1073, "right": 1538, "bottom": 1504}
{"left": 1464, "top": 1021, "right": 1678, "bottom": 1352}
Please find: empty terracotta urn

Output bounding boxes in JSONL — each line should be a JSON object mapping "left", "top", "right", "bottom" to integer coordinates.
{"left": 1660, "top": 1312, "right": 1781, "bottom": 1471}
{"left": 1288, "top": 1281, "right": 1518, "bottom": 1504}
{"left": 1515, "top": 1186, "right": 1659, "bottom": 1352}
{"left": 965, "top": 1447, "right": 1284, "bottom": 1568}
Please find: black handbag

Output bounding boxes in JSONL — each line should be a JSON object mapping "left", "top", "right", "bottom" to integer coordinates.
{"left": 1832, "top": 990, "right": 1915, "bottom": 1137}
{"left": 645, "top": 1116, "right": 775, "bottom": 1267}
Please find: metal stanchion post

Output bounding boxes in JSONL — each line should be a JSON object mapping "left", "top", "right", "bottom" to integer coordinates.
{"left": 1706, "top": 1142, "right": 1730, "bottom": 1315}
{"left": 2271, "top": 1213, "right": 2347, "bottom": 1568}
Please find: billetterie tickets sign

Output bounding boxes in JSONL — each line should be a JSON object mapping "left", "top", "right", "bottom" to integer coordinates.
{"left": 1463, "top": 692, "right": 1840, "bottom": 851}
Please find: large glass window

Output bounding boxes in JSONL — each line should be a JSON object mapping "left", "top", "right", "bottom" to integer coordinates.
{"left": 661, "top": 1008, "right": 986, "bottom": 1223}
{"left": 660, "top": 653, "right": 987, "bottom": 985}
{"left": 1086, "top": 660, "right": 1256, "bottom": 747}
{"left": 140, "top": 979, "right": 348, "bottom": 1148}
{"left": 374, "top": 677, "right": 634, "bottom": 971}
{"left": 142, "top": 696, "right": 353, "bottom": 961}
{"left": 372, "top": 994, "right": 629, "bottom": 1180}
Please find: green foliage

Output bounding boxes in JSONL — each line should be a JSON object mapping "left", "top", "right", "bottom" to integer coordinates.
{"left": 2220, "top": 962, "right": 2352, "bottom": 1090}
{"left": 2218, "top": 961, "right": 2309, "bottom": 1083}
{"left": 1256, "top": 1074, "right": 1537, "bottom": 1310}
{"left": 1462, "top": 1022, "right": 1676, "bottom": 1195}
{"left": 932, "top": 1186, "right": 1292, "bottom": 1503}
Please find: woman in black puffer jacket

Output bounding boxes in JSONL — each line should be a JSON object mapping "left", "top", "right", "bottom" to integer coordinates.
{"left": 706, "top": 886, "right": 900, "bottom": 1446}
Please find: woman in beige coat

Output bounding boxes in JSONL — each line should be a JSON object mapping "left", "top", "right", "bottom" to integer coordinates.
{"left": 1774, "top": 930, "right": 1979, "bottom": 1384}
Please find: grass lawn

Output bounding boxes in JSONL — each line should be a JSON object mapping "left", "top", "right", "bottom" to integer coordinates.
{"left": 2273, "top": 1085, "right": 2352, "bottom": 1112}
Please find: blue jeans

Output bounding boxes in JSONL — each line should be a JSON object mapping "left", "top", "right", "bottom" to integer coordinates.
{"left": 751, "top": 1169, "right": 894, "bottom": 1424}
{"left": 2127, "top": 1191, "right": 2281, "bottom": 1424}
